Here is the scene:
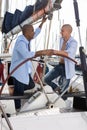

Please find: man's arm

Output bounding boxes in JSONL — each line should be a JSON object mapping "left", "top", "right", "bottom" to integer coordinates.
{"left": 39, "top": 16, "right": 47, "bottom": 29}
{"left": 34, "top": 16, "right": 47, "bottom": 38}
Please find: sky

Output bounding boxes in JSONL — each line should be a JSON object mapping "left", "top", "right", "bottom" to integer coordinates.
{"left": 0, "top": 0, "right": 87, "bottom": 54}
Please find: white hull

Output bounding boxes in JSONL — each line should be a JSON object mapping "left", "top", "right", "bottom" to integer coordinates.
{"left": 1, "top": 108, "right": 87, "bottom": 130}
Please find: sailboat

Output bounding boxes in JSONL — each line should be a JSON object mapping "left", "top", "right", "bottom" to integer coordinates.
{"left": 0, "top": 0, "right": 87, "bottom": 130}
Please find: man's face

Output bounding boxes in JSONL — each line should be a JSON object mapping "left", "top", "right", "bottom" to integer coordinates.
{"left": 60, "top": 27, "right": 68, "bottom": 38}
{"left": 27, "top": 26, "right": 34, "bottom": 40}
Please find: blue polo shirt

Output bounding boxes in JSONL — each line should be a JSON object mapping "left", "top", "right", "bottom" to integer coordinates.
{"left": 59, "top": 36, "right": 78, "bottom": 79}
{"left": 10, "top": 27, "right": 41, "bottom": 84}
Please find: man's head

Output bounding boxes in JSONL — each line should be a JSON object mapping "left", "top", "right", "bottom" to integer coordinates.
{"left": 22, "top": 24, "right": 34, "bottom": 40}
{"left": 60, "top": 24, "right": 72, "bottom": 41}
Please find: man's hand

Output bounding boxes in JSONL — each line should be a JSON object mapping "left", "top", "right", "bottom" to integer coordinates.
{"left": 39, "top": 15, "right": 47, "bottom": 28}
{"left": 42, "top": 15, "right": 47, "bottom": 23}
{"left": 35, "top": 49, "right": 54, "bottom": 58}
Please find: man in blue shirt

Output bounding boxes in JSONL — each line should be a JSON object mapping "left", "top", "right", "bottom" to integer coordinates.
{"left": 44, "top": 24, "right": 78, "bottom": 94}
{"left": 10, "top": 17, "right": 47, "bottom": 111}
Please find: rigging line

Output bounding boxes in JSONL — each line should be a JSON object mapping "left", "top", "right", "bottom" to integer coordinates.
{"left": 33, "top": 0, "right": 37, "bottom": 13}
{"left": 39, "top": 21, "right": 48, "bottom": 79}
{"left": 7, "top": 33, "right": 18, "bottom": 41}
{"left": 5, "top": 0, "right": 9, "bottom": 12}
{"left": 42, "top": 56, "right": 48, "bottom": 78}
{"left": 43, "top": 17, "right": 53, "bottom": 77}
{"left": 46, "top": 19, "right": 52, "bottom": 49}
{"left": 43, "top": 11, "right": 53, "bottom": 76}
{"left": 0, "top": 0, "right": 2, "bottom": 17}
{"left": 42, "top": 22, "right": 49, "bottom": 77}
{"left": 44, "top": 24, "right": 47, "bottom": 49}
{"left": 8, "top": 34, "right": 18, "bottom": 47}
{"left": 4, "top": 38, "right": 13, "bottom": 53}
{"left": 3, "top": 34, "right": 15, "bottom": 53}
{"left": 33, "top": 15, "right": 48, "bottom": 51}
{"left": 9, "top": 0, "right": 12, "bottom": 12}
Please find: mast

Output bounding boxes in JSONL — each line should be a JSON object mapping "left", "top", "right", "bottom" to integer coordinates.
{"left": 73, "top": 0, "right": 87, "bottom": 110}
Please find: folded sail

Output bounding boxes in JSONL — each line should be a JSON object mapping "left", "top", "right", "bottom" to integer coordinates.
{"left": 1, "top": 0, "right": 62, "bottom": 38}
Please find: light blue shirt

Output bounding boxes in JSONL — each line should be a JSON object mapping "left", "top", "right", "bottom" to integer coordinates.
{"left": 60, "top": 36, "right": 78, "bottom": 79}
{"left": 10, "top": 27, "right": 41, "bottom": 84}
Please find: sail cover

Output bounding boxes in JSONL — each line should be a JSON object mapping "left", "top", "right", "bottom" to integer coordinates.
{"left": 1, "top": 0, "right": 62, "bottom": 37}
{"left": 1, "top": 0, "right": 48, "bottom": 34}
